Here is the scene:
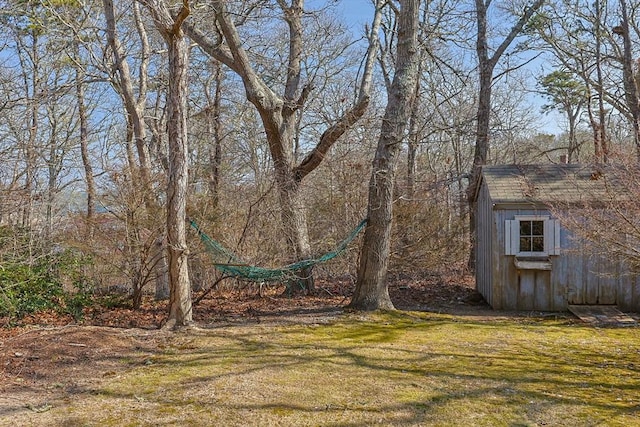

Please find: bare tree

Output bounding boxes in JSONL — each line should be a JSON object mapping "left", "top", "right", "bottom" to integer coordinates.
{"left": 183, "top": 0, "right": 382, "bottom": 291}
{"left": 139, "top": 0, "right": 192, "bottom": 327}
{"left": 102, "top": 0, "right": 153, "bottom": 199}
{"left": 467, "top": 0, "right": 545, "bottom": 270}
{"left": 348, "top": 0, "right": 420, "bottom": 311}
{"left": 555, "top": 153, "right": 640, "bottom": 274}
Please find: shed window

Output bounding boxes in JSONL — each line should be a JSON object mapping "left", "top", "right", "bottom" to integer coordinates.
{"left": 505, "top": 216, "right": 560, "bottom": 256}
{"left": 519, "top": 220, "right": 544, "bottom": 252}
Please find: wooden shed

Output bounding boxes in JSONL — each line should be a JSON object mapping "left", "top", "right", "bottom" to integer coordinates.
{"left": 475, "top": 164, "right": 640, "bottom": 311}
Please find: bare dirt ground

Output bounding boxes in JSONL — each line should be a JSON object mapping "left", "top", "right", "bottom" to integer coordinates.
{"left": 0, "top": 271, "right": 531, "bottom": 421}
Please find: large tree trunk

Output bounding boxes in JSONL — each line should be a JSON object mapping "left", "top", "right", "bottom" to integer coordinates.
{"left": 165, "top": 17, "right": 192, "bottom": 328}
{"left": 466, "top": 57, "right": 492, "bottom": 270}
{"left": 348, "top": 0, "right": 420, "bottom": 311}
{"left": 275, "top": 168, "right": 313, "bottom": 291}
{"left": 140, "top": 0, "right": 192, "bottom": 327}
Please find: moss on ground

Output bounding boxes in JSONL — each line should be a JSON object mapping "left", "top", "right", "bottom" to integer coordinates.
{"left": 11, "top": 312, "right": 640, "bottom": 426}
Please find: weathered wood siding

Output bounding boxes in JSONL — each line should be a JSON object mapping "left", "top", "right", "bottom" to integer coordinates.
{"left": 475, "top": 181, "right": 494, "bottom": 307}
{"left": 555, "top": 230, "right": 640, "bottom": 310}
{"left": 476, "top": 164, "right": 640, "bottom": 311}
{"left": 483, "top": 205, "right": 640, "bottom": 311}
{"left": 492, "top": 207, "right": 561, "bottom": 310}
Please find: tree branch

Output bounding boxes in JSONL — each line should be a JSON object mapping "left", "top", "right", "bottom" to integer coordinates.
{"left": 172, "top": 0, "right": 190, "bottom": 35}
{"left": 182, "top": 21, "right": 240, "bottom": 74}
{"left": 489, "top": 0, "right": 545, "bottom": 68}
{"left": 293, "top": 0, "right": 385, "bottom": 182}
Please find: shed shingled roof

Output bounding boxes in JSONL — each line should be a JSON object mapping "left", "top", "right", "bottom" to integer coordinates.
{"left": 481, "top": 164, "right": 620, "bottom": 205}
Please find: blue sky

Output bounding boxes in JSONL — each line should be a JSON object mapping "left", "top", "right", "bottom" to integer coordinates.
{"left": 308, "top": 0, "right": 563, "bottom": 135}
{"left": 335, "top": 0, "right": 375, "bottom": 29}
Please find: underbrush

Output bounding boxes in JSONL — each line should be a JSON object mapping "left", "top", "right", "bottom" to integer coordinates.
{"left": 0, "top": 250, "right": 94, "bottom": 323}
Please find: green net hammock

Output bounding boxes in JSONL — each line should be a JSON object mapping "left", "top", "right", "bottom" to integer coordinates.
{"left": 190, "top": 218, "right": 367, "bottom": 282}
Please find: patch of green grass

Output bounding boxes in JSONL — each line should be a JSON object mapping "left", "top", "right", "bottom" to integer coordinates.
{"left": 27, "top": 312, "right": 640, "bottom": 426}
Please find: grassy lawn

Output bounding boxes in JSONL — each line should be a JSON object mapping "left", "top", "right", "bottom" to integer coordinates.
{"left": 8, "top": 311, "right": 640, "bottom": 426}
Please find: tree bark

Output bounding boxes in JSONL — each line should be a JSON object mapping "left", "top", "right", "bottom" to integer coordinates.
{"left": 348, "top": 0, "right": 420, "bottom": 311}
{"left": 140, "top": 0, "right": 192, "bottom": 327}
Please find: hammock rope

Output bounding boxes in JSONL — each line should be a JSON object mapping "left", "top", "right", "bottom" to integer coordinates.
{"left": 190, "top": 218, "right": 367, "bottom": 282}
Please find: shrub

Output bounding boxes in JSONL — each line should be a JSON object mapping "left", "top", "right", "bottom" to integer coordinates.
{"left": 0, "top": 243, "right": 95, "bottom": 321}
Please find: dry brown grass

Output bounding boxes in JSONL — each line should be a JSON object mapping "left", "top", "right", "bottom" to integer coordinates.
{"left": 1, "top": 310, "right": 639, "bottom": 426}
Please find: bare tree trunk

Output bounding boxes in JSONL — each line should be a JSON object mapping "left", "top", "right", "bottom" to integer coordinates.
{"left": 164, "top": 11, "right": 192, "bottom": 327}
{"left": 466, "top": 0, "right": 544, "bottom": 271}
{"left": 617, "top": 0, "right": 640, "bottom": 158}
{"left": 22, "top": 30, "right": 39, "bottom": 230}
{"left": 103, "top": 0, "right": 152, "bottom": 199}
{"left": 140, "top": 0, "right": 192, "bottom": 327}
{"left": 74, "top": 41, "right": 95, "bottom": 235}
{"left": 593, "top": 0, "right": 608, "bottom": 162}
{"left": 348, "top": 0, "right": 420, "bottom": 311}
{"left": 406, "top": 60, "right": 422, "bottom": 201}
{"left": 207, "top": 61, "right": 224, "bottom": 210}
{"left": 275, "top": 167, "right": 313, "bottom": 289}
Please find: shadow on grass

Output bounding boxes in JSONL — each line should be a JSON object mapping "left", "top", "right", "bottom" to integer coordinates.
{"left": 68, "top": 312, "right": 640, "bottom": 426}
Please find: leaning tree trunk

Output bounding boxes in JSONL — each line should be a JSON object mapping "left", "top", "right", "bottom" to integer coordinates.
{"left": 348, "top": 0, "right": 420, "bottom": 311}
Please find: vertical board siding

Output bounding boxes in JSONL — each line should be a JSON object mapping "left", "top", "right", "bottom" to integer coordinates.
{"left": 598, "top": 258, "right": 618, "bottom": 304}
{"left": 534, "top": 270, "right": 552, "bottom": 310}
{"left": 477, "top": 167, "right": 640, "bottom": 312}
{"left": 616, "top": 261, "right": 632, "bottom": 309}
{"left": 518, "top": 271, "right": 535, "bottom": 310}
{"left": 487, "top": 205, "right": 640, "bottom": 311}
{"left": 476, "top": 183, "right": 494, "bottom": 306}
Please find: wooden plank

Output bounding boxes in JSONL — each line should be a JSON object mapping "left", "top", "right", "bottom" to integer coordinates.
{"left": 514, "top": 258, "right": 552, "bottom": 270}
{"left": 584, "top": 254, "right": 599, "bottom": 304}
{"left": 568, "top": 305, "right": 637, "bottom": 327}
{"left": 534, "top": 270, "right": 551, "bottom": 310}
{"left": 597, "top": 256, "right": 617, "bottom": 305}
{"left": 519, "top": 271, "right": 535, "bottom": 310}
{"left": 551, "top": 254, "right": 566, "bottom": 310}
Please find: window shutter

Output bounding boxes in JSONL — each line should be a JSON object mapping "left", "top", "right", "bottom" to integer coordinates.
{"left": 553, "top": 219, "right": 561, "bottom": 255}
{"left": 545, "top": 219, "right": 561, "bottom": 255}
{"left": 505, "top": 220, "right": 517, "bottom": 255}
